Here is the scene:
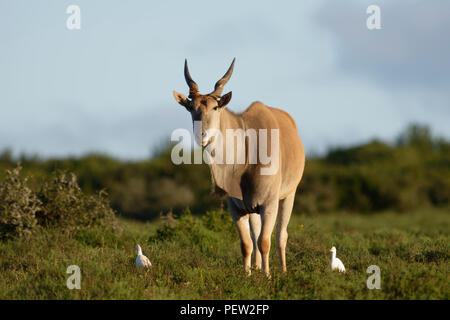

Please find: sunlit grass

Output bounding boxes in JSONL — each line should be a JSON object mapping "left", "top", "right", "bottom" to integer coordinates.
{"left": 0, "top": 208, "right": 448, "bottom": 299}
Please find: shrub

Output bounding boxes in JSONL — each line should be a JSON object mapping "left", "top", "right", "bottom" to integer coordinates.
{"left": 150, "top": 209, "right": 198, "bottom": 242}
{"left": 0, "top": 165, "right": 41, "bottom": 239}
{"left": 202, "top": 209, "right": 234, "bottom": 233}
{"left": 36, "top": 171, "right": 118, "bottom": 233}
{"left": 111, "top": 176, "right": 194, "bottom": 220}
{"left": 0, "top": 165, "right": 119, "bottom": 240}
{"left": 149, "top": 208, "right": 236, "bottom": 243}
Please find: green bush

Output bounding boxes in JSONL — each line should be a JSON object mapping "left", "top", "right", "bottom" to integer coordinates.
{"left": 0, "top": 165, "right": 118, "bottom": 240}
{"left": 36, "top": 171, "right": 118, "bottom": 233}
{"left": 150, "top": 209, "right": 197, "bottom": 242}
{"left": 202, "top": 209, "right": 234, "bottom": 233}
{"left": 0, "top": 165, "right": 41, "bottom": 239}
{"left": 111, "top": 176, "right": 194, "bottom": 220}
{"left": 150, "top": 209, "right": 236, "bottom": 244}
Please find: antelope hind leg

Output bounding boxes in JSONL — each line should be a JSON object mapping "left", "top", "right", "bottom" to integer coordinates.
{"left": 258, "top": 200, "right": 279, "bottom": 278}
{"left": 276, "top": 191, "right": 296, "bottom": 273}
{"left": 249, "top": 213, "right": 262, "bottom": 270}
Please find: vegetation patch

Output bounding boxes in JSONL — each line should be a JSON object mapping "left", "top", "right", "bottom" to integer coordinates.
{"left": 0, "top": 165, "right": 118, "bottom": 240}
{"left": 0, "top": 209, "right": 448, "bottom": 299}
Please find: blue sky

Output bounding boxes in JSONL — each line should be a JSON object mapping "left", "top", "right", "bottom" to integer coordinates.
{"left": 1, "top": 0, "right": 449, "bottom": 159}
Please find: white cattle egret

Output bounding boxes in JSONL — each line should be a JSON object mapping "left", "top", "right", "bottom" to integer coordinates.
{"left": 135, "top": 244, "right": 152, "bottom": 269}
{"left": 329, "top": 246, "right": 346, "bottom": 273}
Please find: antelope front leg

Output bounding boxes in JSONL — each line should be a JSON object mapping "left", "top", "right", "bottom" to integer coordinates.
{"left": 228, "top": 199, "right": 253, "bottom": 275}
{"left": 258, "top": 200, "right": 279, "bottom": 278}
{"left": 249, "top": 213, "right": 262, "bottom": 270}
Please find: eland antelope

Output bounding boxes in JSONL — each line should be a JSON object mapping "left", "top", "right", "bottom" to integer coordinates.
{"left": 172, "top": 59, "right": 305, "bottom": 277}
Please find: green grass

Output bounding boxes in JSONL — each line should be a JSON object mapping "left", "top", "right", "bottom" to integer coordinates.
{"left": 0, "top": 208, "right": 448, "bottom": 299}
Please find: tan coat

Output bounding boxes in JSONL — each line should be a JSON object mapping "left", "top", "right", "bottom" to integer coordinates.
{"left": 173, "top": 59, "right": 305, "bottom": 277}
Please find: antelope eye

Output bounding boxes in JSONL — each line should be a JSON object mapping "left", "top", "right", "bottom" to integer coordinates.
{"left": 213, "top": 106, "right": 219, "bottom": 111}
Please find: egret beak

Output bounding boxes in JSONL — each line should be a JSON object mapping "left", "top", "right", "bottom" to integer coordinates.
{"left": 329, "top": 248, "right": 333, "bottom": 252}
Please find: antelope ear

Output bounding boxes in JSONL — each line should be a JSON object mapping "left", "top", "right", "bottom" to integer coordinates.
{"left": 173, "top": 90, "right": 188, "bottom": 107}
{"left": 218, "top": 91, "right": 232, "bottom": 108}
